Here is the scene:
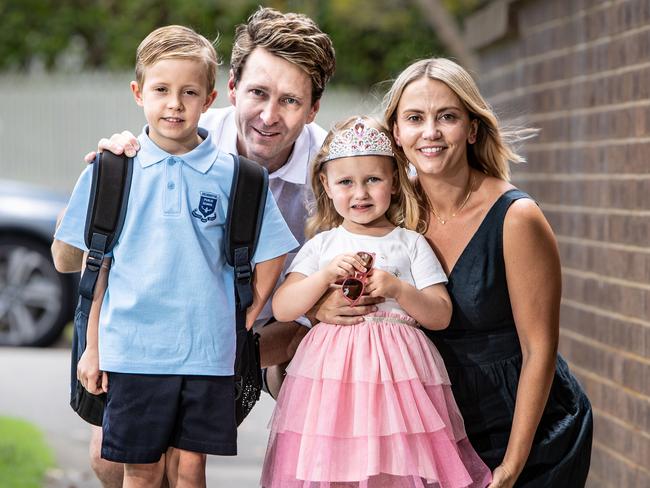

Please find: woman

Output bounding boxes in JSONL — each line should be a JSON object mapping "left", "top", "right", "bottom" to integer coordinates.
{"left": 381, "top": 58, "right": 593, "bottom": 487}
{"left": 315, "top": 57, "right": 592, "bottom": 487}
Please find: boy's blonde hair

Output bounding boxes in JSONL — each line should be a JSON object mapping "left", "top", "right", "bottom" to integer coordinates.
{"left": 383, "top": 57, "right": 535, "bottom": 181}
{"left": 306, "top": 116, "right": 425, "bottom": 239}
{"left": 135, "top": 25, "right": 219, "bottom": 91}
{"left": 231, "top": 7, "right": 335, "bottom": 104}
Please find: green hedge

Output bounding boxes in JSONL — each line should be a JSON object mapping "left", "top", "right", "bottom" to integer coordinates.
{"left": 0, "top": 416, "right": 55, "bottom": 488}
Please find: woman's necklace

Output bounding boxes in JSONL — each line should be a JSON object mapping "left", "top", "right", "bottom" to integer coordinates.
{"left": 429, "top": 174, "right": 474, "bottom": 225}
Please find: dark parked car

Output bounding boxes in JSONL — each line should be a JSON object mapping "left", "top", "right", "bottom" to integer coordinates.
{"left": 0, "top": 179, "right": 77, "bottom": 346}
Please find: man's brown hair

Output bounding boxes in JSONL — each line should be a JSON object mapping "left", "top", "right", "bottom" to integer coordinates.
{"left": 231, "top": 7, "right": 335, "bottom": 104}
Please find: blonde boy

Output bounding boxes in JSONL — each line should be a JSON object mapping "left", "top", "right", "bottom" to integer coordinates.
{"left": 54, "top": 25, "right": 296, "bottom": 487}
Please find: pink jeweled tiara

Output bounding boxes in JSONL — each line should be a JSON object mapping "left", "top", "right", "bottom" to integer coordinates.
{"left": 321, "top": 118, "right": 394, "bottom": 163}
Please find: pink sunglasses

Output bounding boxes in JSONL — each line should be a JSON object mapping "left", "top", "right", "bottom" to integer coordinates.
{"left": 341, "top": 252, "right": 375, "bottom": 305}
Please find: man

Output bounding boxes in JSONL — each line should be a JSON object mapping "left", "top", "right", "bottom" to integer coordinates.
{"left": 53, "top": 7, "right": 378, "bottom": 488}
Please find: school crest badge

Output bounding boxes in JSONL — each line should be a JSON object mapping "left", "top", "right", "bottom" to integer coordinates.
{"left": 192, "top": 191, "right": 219, "bottom": 222}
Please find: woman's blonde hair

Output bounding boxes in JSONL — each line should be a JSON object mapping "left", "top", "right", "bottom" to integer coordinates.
{"left": 305, "top": 115, "right": 425, "bottom": 239}
{"left": 383, "top": 58, "right": 535, "bottom": 181}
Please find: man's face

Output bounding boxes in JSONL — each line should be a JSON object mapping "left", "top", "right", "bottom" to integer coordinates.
{"left": 229, "top": 47, "right": 320, "bottom": 173}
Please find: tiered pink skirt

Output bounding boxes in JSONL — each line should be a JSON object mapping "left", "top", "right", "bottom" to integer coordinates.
{"left": 260, "top": 312, "right": 492, "bottom": 488}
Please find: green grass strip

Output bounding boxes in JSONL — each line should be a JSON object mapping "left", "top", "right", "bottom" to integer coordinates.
{"left": 0, "top": 416, "right": 55, "bottom": 488}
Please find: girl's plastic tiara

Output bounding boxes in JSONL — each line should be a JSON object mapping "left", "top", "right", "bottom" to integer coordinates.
{"left": 321, "top": 118, "right": 394, "bottom": 163}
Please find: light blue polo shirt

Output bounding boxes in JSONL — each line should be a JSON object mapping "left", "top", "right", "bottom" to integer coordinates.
{"left": 56, "top": 127, "right": 298, "bottom": 376}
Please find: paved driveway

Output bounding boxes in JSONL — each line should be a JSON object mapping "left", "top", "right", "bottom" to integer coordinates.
{"left": 0, "top": 347, "right": 274, "bottom": 487}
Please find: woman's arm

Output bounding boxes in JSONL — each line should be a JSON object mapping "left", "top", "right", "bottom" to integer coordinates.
{"left": 365, "top": 271, "right": 451, "bottom": 329}
{"left": 491, "top": 198, "right": 560, "bottom": 487}
{"left": 273, "top": 253, "right": 370, "bottom": 323}
{"left": 245, "top": 254, "right": 287, "bottom": 329}
{"left": 77, "top": 256, "right": 110, "bottom": 394}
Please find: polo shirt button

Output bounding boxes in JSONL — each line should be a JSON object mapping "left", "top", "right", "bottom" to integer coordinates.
{"left": 167, "top": 182, "right": 175, "bottom": 190}
{"left": 168, "top": 158, "right": 176, "bottom": 166}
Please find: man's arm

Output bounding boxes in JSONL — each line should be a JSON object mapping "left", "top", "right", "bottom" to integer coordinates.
{"left": 51, "top": 208, "right": 84, "bottom": 273}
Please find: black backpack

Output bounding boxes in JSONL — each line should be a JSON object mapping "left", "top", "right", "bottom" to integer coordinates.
{"left": 69, "top": 150, "right": 267, "bottom": 427}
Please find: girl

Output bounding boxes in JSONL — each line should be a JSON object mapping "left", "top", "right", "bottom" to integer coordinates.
{"left": 261, "top": 116, "right": 492, "bottom": 488}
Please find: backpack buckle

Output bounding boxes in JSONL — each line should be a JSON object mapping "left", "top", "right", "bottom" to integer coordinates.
{"left": 234, "top": 263, "right": 252, "bottom": 282}
{"left": 85, "top": 250, "right": 104, "bottom": 272}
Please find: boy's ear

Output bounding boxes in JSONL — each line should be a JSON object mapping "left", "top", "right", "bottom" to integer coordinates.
{"left": 203, "top": 89, "right": 217, "bottom": 112}
{"left": 130, "top": 81, "right": 144, "bottom": 107}
{"left": 319, "top": 172, "right": 332, "bottom": 198}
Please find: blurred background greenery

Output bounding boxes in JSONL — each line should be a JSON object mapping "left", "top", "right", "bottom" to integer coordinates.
{"left": 0, "top": 0, "right": 483, "bottom": 87}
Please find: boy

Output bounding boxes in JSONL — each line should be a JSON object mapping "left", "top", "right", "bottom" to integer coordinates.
{"left": 54, "top": 25, "right": 296, "bottom": 487}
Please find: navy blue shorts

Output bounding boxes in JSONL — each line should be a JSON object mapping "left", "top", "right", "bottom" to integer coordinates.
{"left": 101, "top": 373, "right": 237, "bottom": 464}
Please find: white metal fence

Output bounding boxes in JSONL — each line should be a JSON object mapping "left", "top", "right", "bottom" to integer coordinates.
{"left": 0, "top": 72, "right": 380, "bottom": 194}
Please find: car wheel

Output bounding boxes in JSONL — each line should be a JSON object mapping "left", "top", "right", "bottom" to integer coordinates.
{"left": 0, "top": 235, "right": 75, "bottom": 346}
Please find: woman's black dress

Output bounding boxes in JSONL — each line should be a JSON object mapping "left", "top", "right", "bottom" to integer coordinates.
{"left": 424, "top": 189, "right": 593, "bottom": 487}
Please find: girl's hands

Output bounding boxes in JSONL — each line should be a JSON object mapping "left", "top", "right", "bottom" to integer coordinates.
{"left": 364, "top": 269, "right": 402, "bottom": 300}
{"left": 323, "top": 253, "right": 372, "bottom": 283}
{"left": 77, "top": 348, "right": 108, "bottom": 395}
{"left": 486, "top": 464, "right": 516, "bottom": 488}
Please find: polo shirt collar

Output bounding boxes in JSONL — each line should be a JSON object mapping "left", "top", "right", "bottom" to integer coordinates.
{"left": 218, "top": 109, "right": 310, "bottom": 185}
{"left": 136, "top": 126, "right": 219, "bottom": 174}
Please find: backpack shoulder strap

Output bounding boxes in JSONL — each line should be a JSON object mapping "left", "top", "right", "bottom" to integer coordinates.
{"left": 70, "top": 150, "right": 132, "bottom": 426}
{"left": 225, "top": 154, "right": 269, "bottom": 325}
{"left": 78, "top": 151, "right": 133, "bottom": 302}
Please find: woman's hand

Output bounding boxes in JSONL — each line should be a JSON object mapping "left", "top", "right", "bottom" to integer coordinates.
{"left": 309, "top": 286, "right": 384, "bottom": 326}
{"left": 77, "top": 347, "right": 108, "bottom": 395}
{"left": 486, "top": 464, "right": 516, "bottom": 488}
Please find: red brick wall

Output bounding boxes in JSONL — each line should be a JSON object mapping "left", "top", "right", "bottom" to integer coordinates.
{"left": 466, "top": 1, "right": 650, "bottom": 486}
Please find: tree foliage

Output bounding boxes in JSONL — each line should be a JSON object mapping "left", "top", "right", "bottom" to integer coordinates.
{"left": 0, "top": 0, "right": 482, "bottom": 88}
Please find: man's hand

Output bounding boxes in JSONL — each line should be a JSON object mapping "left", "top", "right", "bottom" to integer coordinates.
{"left": 310, "top": 286, "right": 384, "bottom": 326}
{"left": 83, "top": 130, "right": 140, "bottom": 163}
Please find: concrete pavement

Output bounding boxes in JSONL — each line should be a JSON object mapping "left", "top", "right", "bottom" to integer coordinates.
{"left": 0, "top": 346, "right": 275, "bottom": 487}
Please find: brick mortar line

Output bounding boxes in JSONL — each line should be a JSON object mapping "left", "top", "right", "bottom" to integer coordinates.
{"left": 488, "top": 61, "right": 650, "bottom": 106}
{"left": 543, "top": 203, "right": 650, "bottom": 217}
{"left": 513, "top": 173, "right": 650, "bottom": 181}
{"left": 583, "top": 470, "right": 612, "bottom": 488}
{"left": 569, "top": 362, "right": 650, "bottom": 402}
{"left": 583, "top": 471, "right": 611, "bottom": 488}
{"left": 561, "top": 297, "right": 650, "bottom": 330}
{"left": 527, "top": 99, "right": 650, "bottom": 122}
{"left": 556, "top": 235, "right": 650, "bottom": 255}
{"left": 560, "top": 328, "right": 650, "bottom": 367}
{"left": 592, "top": 440, "right": 650, "bottom": 476}
{"left": 523, "top": 0, "right": 622, "bottom": 36}
{"left": 563, "top": 266, "right": 650, "bottom": 291}
{"left": 592, "top": 406, "right": 650, "bottom": 440}
{"left": 481, "top": 21, "right": 650, "bottom": 83}
{"left": 526, "top": 137, "right": 650, "bottom": 151}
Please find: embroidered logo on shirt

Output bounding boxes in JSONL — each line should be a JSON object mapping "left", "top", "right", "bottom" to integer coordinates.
{"left": 192, "top": 192, "right": 219, "bottom": 222}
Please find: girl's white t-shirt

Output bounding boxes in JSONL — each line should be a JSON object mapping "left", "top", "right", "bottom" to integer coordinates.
{"left": 288, "top": 226, "right": 448, "bottom": 316}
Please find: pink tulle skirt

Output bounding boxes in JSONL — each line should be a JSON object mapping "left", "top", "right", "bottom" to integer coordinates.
{"left": 260, "top": 312, "right": 492, "bottom": 488}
